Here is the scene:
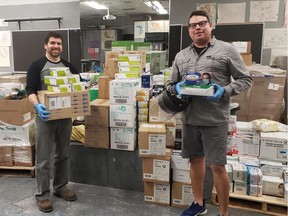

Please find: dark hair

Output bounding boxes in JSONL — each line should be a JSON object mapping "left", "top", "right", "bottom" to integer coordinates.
{"left": 44, "top": 32, "right": 63, "bottom": 44}
{"left": 188, "top": 10, "right": 211, "bottom": 25}
{"left": 202, "top": 72, "right": 211, "bottom": 79}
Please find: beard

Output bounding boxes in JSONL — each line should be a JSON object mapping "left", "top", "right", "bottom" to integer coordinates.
{"left": 48, "top": 48, "right": 61, "bottom": 58}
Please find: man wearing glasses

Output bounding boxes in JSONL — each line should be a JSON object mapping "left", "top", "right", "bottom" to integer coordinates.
{"left": 167, "top": 10, "right": 252, "bottom": 216}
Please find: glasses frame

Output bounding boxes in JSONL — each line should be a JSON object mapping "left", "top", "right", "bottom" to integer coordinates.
{"left": 188, "top": 20, "right": 208, "bottom": 29}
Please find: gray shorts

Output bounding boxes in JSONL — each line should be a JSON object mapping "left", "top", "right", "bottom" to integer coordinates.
{"left": 181, "top": 124, "right": 228, "bottom": 166}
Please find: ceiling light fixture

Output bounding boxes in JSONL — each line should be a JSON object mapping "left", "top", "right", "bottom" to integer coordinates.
{"left": 143, "top": 1, "right": 168, "bottom": 15}
{"left": 81, "top": 1, "right": 107, "bottom": 10}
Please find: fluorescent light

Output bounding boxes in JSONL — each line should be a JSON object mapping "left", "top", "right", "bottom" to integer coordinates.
{"left": 144, "top": 1, "right": 168, "bottom": 15}
{"left": 81, "top": 1, "right": 107, "bottom": 10}
{"left": 152, "top": 1, "right": 168, "bottom": 14}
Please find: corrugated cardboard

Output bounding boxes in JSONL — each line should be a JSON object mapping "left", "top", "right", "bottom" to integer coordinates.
{"left": 144, "top": 181, "right": 170, "bottom": 206}
{"left": 85, "top": 127, "right": 109, "bottom": 149}
{"left": 38, "top": 90, "right": 91, "bottom": 120}
{"left": 143, "top": 149, "right": 172, "bottom": 183}
{"left": 171, "top": 182, "right": 194, "bottom": 208}
{"left": 0, "top": 74, "right": 26, "bottom": 84}
{"left": 110, "top": 127, "right": 136, "bottom": 151}
{"left": 0, "top": 96, "right": 34, "bottom": 126}
{"left": 85, "top": 99, "right": 109, "bottom": 127}
{"left": 98, "top": 76, "right": 111, "bottom": 99}
{"left": 241, "top": 54, "right": 252, "bottom": 66}
{"left": 0, "top": 146, "right": 13, "bottom": 166}
{"left": 14, "top": 145, "right": 35, "bottom": 167}
{"left": 138, "top": 123, "right": 166, "bottom": 157}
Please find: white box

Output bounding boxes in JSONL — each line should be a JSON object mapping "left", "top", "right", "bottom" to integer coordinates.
{"left": 110, "top": 127, "right": 136, "bottom": 151}
{"left": 262, "top": 176, "right": 284, "bottom": 197}
{"left": 260, "top": 132, "right": 288, "bottom": 162}
{"left": 109, "top": 104, "right": 136, "bottom": 127}
{"left": 50, "top": 67, "right": 71, "bottom": 77}
{"left": 0, "top": 121, "right": 35, "bottom": 146}
{"left": 44, "top": 76, "right": 68, "bottom": 85}
{"left": 233, "top": 181, "right": 247, "bottom": 195}
{"left": 226, "top": 164, "right": 233, "bottom": 183}
{"left": 110, "top": 79, "right": 141, "bottom": 104}
{"left": 239, "top": 155, "right": 260, "bottom": 167}
{"left": 247, "top": 166, "right": 262, "bottom": 185}
{"left": 260, "top": 160, "right": 284, "bottom": 177}
{"left": 181, "top": 85, "right": 214, "bottom": 96}
{"left": 171, "top": 150, "right": 190, "bottom": 171}
{"left": 231, "top": 135, "right": 260, "bottom": 156}
{"left": 247, "top": 184, "right": 262, "bottom": 197}
{"left": 172, "top": 169, "right": 191, "bottom": 184}
{"left": 233, "top": 164, "right": 248, "bottom": 182}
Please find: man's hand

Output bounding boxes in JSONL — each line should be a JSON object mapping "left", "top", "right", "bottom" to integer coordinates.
{"left": 34, "top": 103, "right": 50, "bottom": 121}
{"left": 174, "top": 81, "right": 185, "bottom": 97}
{"left": 206, "top": 83, "right": 225, "bottom": 101}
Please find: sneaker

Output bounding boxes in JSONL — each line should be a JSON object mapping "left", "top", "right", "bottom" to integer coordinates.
{"left": 53, "top": 189, "right": 77, "bottom": 201}
{"left": 181, "top": 202, "right": 207, "bottom": 216}
{"left": 36, "top": 199, "right": 53, "bottom": 213}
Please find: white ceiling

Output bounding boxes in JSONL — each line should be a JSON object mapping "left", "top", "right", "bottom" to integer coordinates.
{"left": 80, "top": 0, "right": 169, "bottom": 18}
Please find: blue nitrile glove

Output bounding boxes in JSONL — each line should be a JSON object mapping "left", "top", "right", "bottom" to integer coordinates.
{"left": 174, "top": 81, "right": 185, "bottom": 97}
{"left": 206, "top": 83, "right": 225, "bottom": 101}
{"left": 34, "top": 103, "right": 50, "bottom": 121}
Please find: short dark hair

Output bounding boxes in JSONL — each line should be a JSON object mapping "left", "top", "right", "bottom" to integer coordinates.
{"left": 44, "top": 31, "right": 63, "bottom": 44}
{"left": 188, "top": 10, "right": 211, "bottom": 24}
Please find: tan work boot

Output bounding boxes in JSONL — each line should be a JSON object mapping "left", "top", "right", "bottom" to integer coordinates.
{"left": 36, "top": 199, "right": 53, "bottom": 213}
{"left": 53, "top": 189, "right": 77, "bottom": 201}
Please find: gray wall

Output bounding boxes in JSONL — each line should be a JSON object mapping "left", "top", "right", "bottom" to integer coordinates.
{"left": 0, "top": 1, "right": 80, "bottom": 73}
{"left": 169, "top": 0, "right": 287, "bottom": 65}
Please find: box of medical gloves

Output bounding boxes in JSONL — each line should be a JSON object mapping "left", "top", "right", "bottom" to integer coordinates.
{"left": 180, "top": 72, "right": 214, "bottom": 96}
{"left": 38, "top": 90, "right": 90, "bottom": 120}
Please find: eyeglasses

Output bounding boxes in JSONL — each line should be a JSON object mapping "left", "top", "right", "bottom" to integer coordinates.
{"left": 188, "top": 21, "right": 208, "bottom": 29}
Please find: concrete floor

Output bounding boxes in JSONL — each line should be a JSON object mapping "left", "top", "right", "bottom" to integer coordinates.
{"left": 0, "top": 176, "right": 270, "bottom": 216}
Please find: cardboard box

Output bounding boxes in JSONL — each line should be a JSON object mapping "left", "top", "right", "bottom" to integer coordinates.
{"left": 85, "top": 99, "right": 109, "bottom": 127}
{"left": 233, "top": 164, "right": 248, "bottom": 182}
{"left": 171, "top": 150, "right": 190, "bottom": 171}
{"left": 233, "top": 181, "right": 247, "bottom": 195}
{"left": 171, "top": 182, "right": 194, "bottom": 208}
{"left": 260, "top": 160, "right": 283, "bottom": 177}
{"left": 0, "top": 146, "right": 13, "bottom": 166}
{"left": 0, "top": 121, "right": 35, "bottom": 146}
{"left": 260, "top": 132, "right": 287, "bottom": 162}
{"left": 109, "top": 104, "right": 136, "bottom": 127}
{"left": 98, "top": 76, "right": 111, "bottom": 99}
{"left": 85, "top": 127, "right": 109, "bottom": 149}
{"left": 149, "top": 98, "right": 176, "bottom": 127}
{"left": 110, "top": 127, "right": 136, "bottom": 151}
{"left": 14, "top": 145, "right": 35, "bottom": 167}
{"left": 143, "top": 149, "right": 172, "bottom": 183}
{"left": 0, "top": 74, "right": 26, "bottom": 84}
{"left": 0, "top": 96, "right": 34, "bottom": 126}
{"left": 144, "top": 181, "right": 170, "bottom": 206}
{"left": 232, "top": 41, "right": 251, "bottom": 54}
{"left": 172, "top": 169, "right": 191, "bottom": 184}
{"left": 241, "top": 54, "right": 252, "bottom": 66}
{"left": 38, "top": 90, "right": 90, "bottom": 121}
{"left": 138, "top": 123, "right": 166, "bottom": 156}
{"left": 109, "top": 79, "right": 141, "bottom": 105}
{"left": 262, "top": 176, "right": 284, "bottom": 197}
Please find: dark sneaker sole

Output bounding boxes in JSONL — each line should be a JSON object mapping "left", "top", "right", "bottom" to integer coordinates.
{"left": 53, "top": 192, "right": 77, "bottom": 201}
{"left": 197, "top": 209, "right": 208, "bottom": 215}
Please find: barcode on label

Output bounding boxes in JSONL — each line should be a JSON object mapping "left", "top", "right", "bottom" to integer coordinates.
{"left": 117, "top": 144, "right": 128, "bottom": 149}
{"left": 115, "top": 99, "right": 127, "bottom": 103}
{"left": 115, "top": 122, "right": 127, "bottom": 127}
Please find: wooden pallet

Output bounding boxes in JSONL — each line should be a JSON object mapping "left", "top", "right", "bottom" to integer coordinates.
{"left": 212, "top": 190, "right": 287, "bottom": 216}
{"left": 0, "top": 166, "right": 35, "bottom": 177}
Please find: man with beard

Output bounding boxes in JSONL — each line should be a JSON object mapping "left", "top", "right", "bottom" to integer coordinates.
{"left": 26, "top": 31, "right": 78, "bottom": 213}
